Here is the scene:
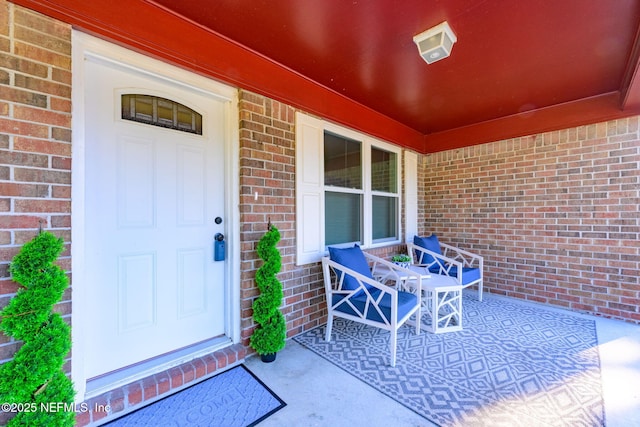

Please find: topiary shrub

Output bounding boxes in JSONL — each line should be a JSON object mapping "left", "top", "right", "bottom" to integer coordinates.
{"left": 0, "top": 231, "right": 75, "bottom": 426}
{"left": 249, "top": 225, "right": 286, "bottom": 359}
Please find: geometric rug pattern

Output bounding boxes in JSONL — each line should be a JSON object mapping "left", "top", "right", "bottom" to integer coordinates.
{"left": 105, "top": 365, "right": 286, "bottom": 427}
{"left": 294, "top": 295, "right": 604, "bottom": 426}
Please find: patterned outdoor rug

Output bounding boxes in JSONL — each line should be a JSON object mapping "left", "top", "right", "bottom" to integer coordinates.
{"left": 106, "top": 365, "right": 285, "bottom": 427}
{"left": 294, "top": 295, "right": 604, "bottom": 426}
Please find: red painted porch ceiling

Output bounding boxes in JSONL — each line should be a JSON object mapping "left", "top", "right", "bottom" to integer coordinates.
{"left": 152, "top": 0, "right": 640, "bottom": 141}
{"left": 11, "top": 0, "right": 640, "bottom": 151}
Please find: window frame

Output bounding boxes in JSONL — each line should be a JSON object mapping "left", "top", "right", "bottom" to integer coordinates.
{"left": 121, "top": 94, "right": 203, "bottom": 135}
{"left": 323, "top": 122, "right": 401, "bottom": 249}
{"left": 295, "top": 112, "right": 403, "bottom": 265}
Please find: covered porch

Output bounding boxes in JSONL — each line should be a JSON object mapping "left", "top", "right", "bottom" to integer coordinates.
{"left": 0, "top": 1, "right": 639, "bottom": 426}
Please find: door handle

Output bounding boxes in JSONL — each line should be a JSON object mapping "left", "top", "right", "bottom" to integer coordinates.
{"left": 214, "top": 233, "right": 225, "bottom": 261}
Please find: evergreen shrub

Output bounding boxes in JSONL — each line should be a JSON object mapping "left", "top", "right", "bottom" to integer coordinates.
{"left": 249, "top": 225, "right": 286, "bottom": 356}
{"left": 0, "top": 232, "right": 75, "bottom": 426}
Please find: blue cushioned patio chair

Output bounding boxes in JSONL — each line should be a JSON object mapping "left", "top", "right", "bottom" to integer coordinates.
{"left": 407, "top": 234, "right": 484, "bottom": 301}
{"left": 322, "top": 245, "right": 422, "bottom": 367}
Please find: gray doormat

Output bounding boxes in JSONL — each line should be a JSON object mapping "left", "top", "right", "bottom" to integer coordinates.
{"left": 106, "top": 365, "right": 286, "bottom": 426}
{"left": 294, "top": 295, "right": 604, "bottom": 426}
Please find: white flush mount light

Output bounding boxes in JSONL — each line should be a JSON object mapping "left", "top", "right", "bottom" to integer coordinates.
{"left": 413, "top": 21, "right": 457, "bottom": 64}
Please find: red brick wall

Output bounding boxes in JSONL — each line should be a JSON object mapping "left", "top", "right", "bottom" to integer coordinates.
{"left": 0, "top": 0, "right": 72, "bottom": 365}
{"left": 419, "top": 119, "right": 640, "bottom": 323}
{"left": 237, "top": 90, "right": 326, "bottom": 348}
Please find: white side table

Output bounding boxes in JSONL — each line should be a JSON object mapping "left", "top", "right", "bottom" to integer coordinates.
{"left": 375, "top": 264, "right": 463, "bottom": 334}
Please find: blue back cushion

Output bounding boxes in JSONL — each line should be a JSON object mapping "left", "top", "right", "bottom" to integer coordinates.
{"left": 413, "top": 234, "right": 442, "bottom": 265}
{"left": 328, "top": 245, "right": 373, "bottom": 291}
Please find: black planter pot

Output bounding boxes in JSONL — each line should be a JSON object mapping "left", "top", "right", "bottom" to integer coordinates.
{"left": 260, "top": 352, "right": 277, "bottom": 363}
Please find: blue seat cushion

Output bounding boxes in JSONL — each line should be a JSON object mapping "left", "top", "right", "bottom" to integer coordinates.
{"left": 328, "top": 245, "right": 374, "bottom": 293}
{"left": 332, "top": 290, "right": 418, "bottom": 323}
{"left": 413, "top": 234, "right": 442, "bottom": 265}
{"left": 429, "top": 265, "right": 481, "bottom": 285}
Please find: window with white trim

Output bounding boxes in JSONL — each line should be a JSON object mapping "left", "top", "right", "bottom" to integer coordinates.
{"left": 296, "top": 112, "right": 405, "bottom": 265}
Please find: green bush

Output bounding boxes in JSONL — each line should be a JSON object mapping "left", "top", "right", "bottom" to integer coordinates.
{"left": 249, "top": 225, "right": 286, "bottom": 356}
{"left": 0, "top": 232, "right": 75, "bottom": 426}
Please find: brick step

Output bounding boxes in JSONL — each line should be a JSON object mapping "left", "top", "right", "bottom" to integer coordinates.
{"left": 76, "top": 343, "right": 246, "bottom": 426}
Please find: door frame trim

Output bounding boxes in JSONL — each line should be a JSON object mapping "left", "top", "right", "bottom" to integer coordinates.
{"left": 71, "top": 31, "right": 240, "bottom": 400}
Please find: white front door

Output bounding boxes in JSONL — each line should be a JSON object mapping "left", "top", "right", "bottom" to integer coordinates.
{"left": 83, "top": 56, "right": 228, "bottom": 379}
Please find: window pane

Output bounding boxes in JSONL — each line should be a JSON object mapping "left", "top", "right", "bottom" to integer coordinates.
{"left": 325, "top": 192, "right": 362, "bottom": 245}
{"left": 372, "top": 196, "right": 397, "bottom": 241}
{"left": 121, "top": 94, "right": 202, "bottom": 135}
{"left": 324, "top": 132, "right": 362, "bottom": 189}
{"left": 371, "top": 147, "right": 397, "bottom": 193}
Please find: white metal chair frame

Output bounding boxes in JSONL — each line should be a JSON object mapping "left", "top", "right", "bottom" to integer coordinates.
{"left": 407, "top": 241, "right": 484, "bottom": 301}
{"left": 321, "top": 252, "right": 422, "bottom": 367}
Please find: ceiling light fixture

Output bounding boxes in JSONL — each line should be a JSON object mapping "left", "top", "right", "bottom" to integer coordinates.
{"left": 413, "top": 21, "right": 457, "bottom": 64}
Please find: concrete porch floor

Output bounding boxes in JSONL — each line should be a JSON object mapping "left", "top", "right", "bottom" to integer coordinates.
{"left": 247, "top": 295, "right": 640, "bottom": 427}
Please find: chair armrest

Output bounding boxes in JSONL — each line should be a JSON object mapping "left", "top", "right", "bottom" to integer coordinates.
{"left": 407, "top": 242, "right": 464, "bottom": 275}
{"left": 407, "top": 242, "right": 483, "bottom": 269}
{"left": 439, "top": 242, "right": 483, "bottom": 269}
{"left": 407, "top": 242, "right": 484, "bottom": 288}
